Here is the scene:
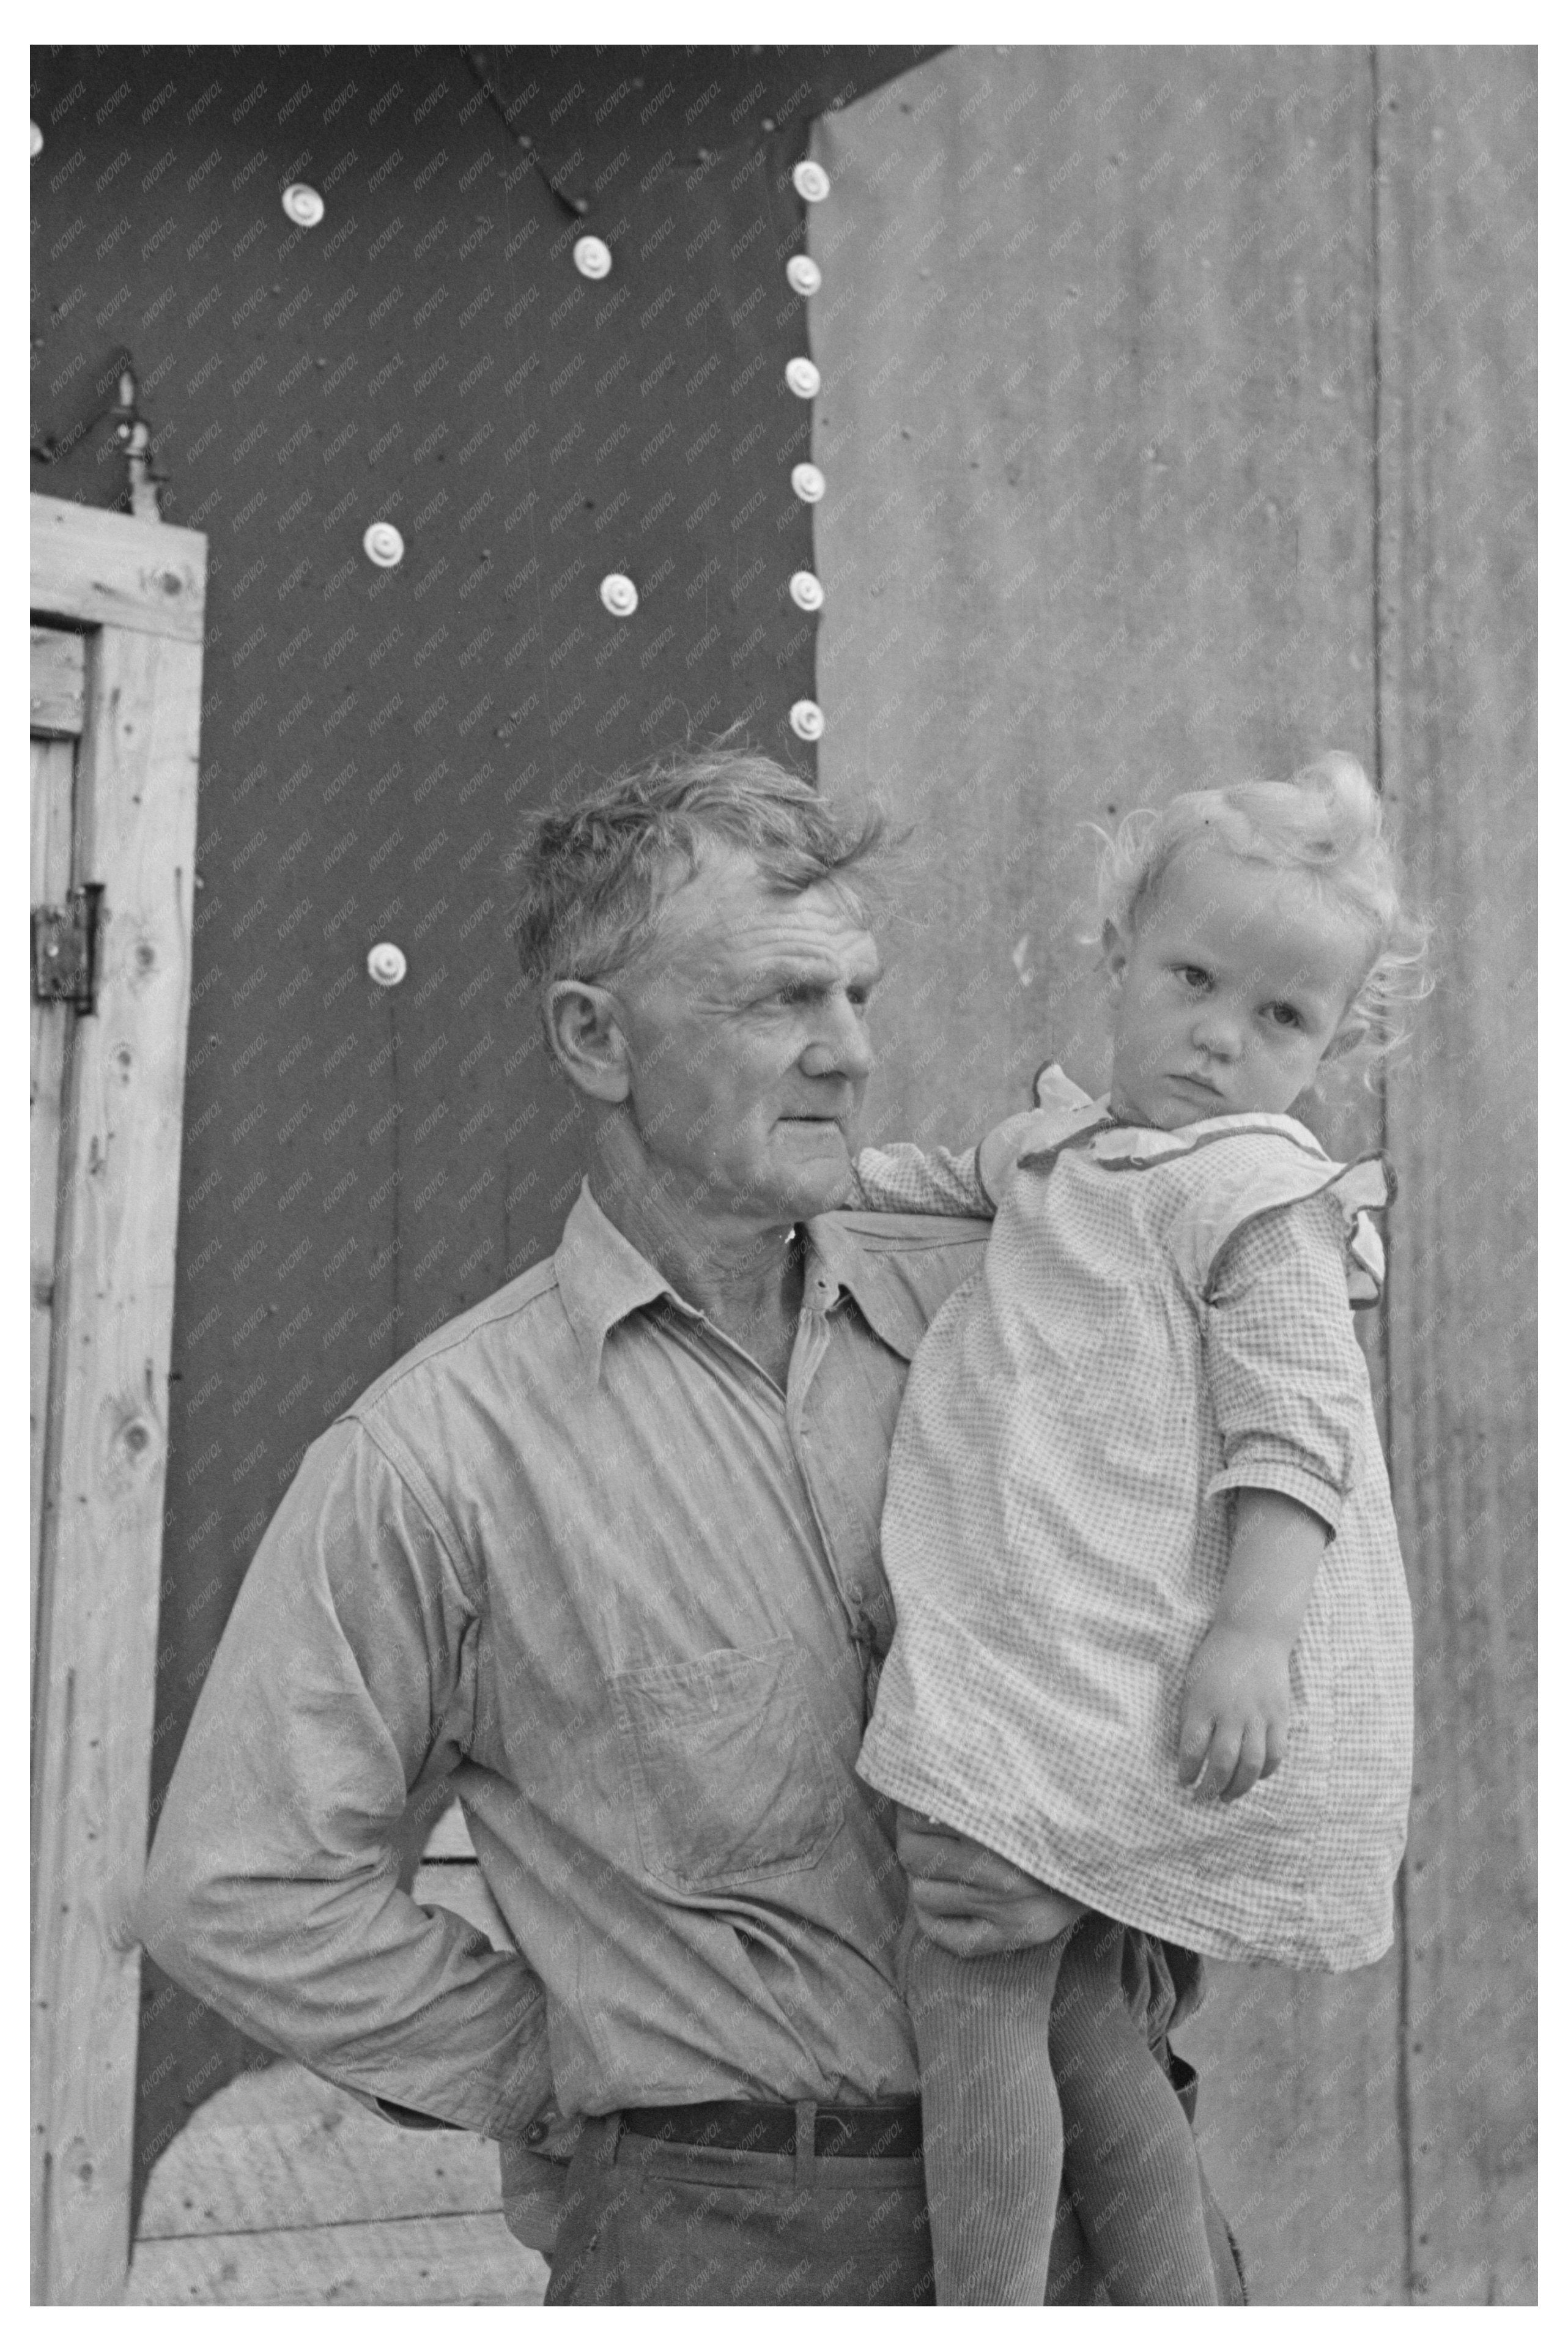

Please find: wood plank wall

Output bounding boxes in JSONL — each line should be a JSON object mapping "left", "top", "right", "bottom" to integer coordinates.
{"left": 1374, "top": 49, "right": 1536, "bottom": 2305}
{"left": 813, "top": 44, "right": 1535, "bottom": 2306}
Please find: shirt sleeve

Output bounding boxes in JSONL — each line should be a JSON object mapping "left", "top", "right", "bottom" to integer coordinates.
{"left": 136, "top": 1416, "right": 553, "bottom": 2141}
{"left": 1202, "top": 1191, "right": 1373, "bottom": 1532}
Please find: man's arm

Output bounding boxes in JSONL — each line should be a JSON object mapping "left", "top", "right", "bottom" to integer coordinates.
{"left": 137, "top": 1416, "right": 552, "bottom": 2140}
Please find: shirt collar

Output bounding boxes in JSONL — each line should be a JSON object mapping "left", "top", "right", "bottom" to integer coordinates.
{"left": 553, "top": 1182, "right": 696, "bottom": 1385}
{"left": 554, "top": 1181, "right": 930, "bottom": 1385}
{"left": 802, "top": 1211, "right": 930, "bottom": 1363}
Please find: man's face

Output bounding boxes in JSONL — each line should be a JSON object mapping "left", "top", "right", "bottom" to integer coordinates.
{"left": 612, "top": 848, "right": 881, "bottom": 1224}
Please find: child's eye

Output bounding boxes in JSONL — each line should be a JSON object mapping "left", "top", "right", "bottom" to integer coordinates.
{"left": 1175, "top": 964, "right": 1211, "bottom": 992}
{"left": 1265, "top": 1002, "right": 1303, "bottom": 1030}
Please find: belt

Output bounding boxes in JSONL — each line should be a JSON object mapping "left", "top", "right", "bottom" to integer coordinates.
{"left": 621, "top": 2098, "right": 922, "bottom": 2160}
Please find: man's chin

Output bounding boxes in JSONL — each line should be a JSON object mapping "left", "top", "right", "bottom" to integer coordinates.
{"left": 769, "top": 1121, "right": 854, "bottom": 1214}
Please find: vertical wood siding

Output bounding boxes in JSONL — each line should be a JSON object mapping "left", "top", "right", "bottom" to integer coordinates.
{"left": 1374, "top": 48, "right": 1536, "bottom": 2307}
{"left": 813, "top": 43, "right": 1534, "bottom": 2306}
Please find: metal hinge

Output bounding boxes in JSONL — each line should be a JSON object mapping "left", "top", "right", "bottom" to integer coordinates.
{"left": 32, "top": 886, "right": 103, "bottom": 1012}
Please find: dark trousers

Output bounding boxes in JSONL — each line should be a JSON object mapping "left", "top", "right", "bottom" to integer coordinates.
{"left": 543, "top": 2061, "right": 1246, "bottom": 2306}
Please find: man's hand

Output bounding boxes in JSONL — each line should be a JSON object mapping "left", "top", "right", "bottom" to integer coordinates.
{"left": 895, "top": 1808, "right": 1084, "bottom": 1958}
{"left": 1177, "top": 1623, "right": 1293, "bottom": 1802}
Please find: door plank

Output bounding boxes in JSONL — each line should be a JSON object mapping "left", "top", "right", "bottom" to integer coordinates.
{"left": 813, "top": 50, "right": 1403, "bottom": 2305}
{"left": 31, "top": 627, "right": 87, "bottom": 737}
{"left": 31, "top": 733, "right": 76, "bottom": 1701}
{"left": 138, "top": 2074, "right": 505, "bottom": 2238}
{"left": 31, "top": 605, "right": 204, "bottom": 2303}
{"left": 125, "top": 2212, "right": 549, "bottom": 2306}
{"left": 31, "top": 492, "right": 206, "bottom": 645}
{"left": 1374, "top": 47, "right": 1537, "bottom": 2307}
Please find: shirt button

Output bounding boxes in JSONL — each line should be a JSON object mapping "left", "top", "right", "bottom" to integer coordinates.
{"left": 847, "top": 1583, "right": 865, "bottom": 1607}
{"left": 523, "top": 2120, "right": 548, "bottom": 2146}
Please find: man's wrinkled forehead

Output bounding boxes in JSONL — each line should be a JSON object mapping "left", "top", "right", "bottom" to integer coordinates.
{"left": 638, "top": 844, "right": 880, "bottom": 992}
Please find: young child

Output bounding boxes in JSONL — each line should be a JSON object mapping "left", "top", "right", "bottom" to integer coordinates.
{"left": 848, "top": 755, "right": 1428, "bottom": 2303}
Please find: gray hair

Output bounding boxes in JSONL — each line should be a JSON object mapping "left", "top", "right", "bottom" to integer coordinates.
{"left": 506, "top": 739, "right": 887, "bottom": 995}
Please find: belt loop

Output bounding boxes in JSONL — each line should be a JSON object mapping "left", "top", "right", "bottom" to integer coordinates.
{"left": 597, "top": 2112, "right": 625, "bottom": 2169}
{"left": 794, "top": 2099, "right": 817, "bottom": 2192}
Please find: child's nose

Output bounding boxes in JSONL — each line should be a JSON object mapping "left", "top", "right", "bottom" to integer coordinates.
{"left": 1192, "top": 1004, "right": 1242, "bottom": 1057}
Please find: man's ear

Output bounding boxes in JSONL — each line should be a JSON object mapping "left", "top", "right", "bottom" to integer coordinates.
{"left": 1101, "top": 918, "right": 1131, "bottom": 991}
{"left": 544, "top": 980, "right": 632, "bottom": 1103}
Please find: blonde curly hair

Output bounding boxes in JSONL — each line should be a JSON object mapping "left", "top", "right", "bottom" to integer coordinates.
{"left": 1093, "top": 753, "right": 1433, "bottom": 1060}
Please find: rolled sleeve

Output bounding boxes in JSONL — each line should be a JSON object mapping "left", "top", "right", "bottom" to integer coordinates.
{"left": 1202, "top": 1193, "right": 1369, "bottom": 1533}
{"left": 137, "top": 1416, "right": 553, "bottom": 2141}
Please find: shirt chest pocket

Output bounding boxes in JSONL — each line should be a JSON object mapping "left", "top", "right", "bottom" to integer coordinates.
{"left": 611, "top": 1638, "right": 845, "bottom": 1894}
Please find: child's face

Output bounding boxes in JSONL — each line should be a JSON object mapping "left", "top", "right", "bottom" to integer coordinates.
{"left": 1104, "top": 845, "right": 1366, "bottom": 1130}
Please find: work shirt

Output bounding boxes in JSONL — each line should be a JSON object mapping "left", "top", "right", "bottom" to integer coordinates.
{"left": 138, "top": 1183, "right": 995, "bottom": 2139}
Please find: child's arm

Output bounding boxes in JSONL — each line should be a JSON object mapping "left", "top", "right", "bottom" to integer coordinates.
{"left": 1183, "top": 1185, "right": 1381, "bottom": 1801}
{"left": 846, "top": 1109, "right": 1052, "bottom": 1220}
{"left": 846, "top": 1138, "right": 992, "bottom": 1219}
{"left": 1177, "top": 1489, "right": 1329, "bottom": 1801}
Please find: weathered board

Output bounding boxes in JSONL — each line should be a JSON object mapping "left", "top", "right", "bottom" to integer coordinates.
{"left": 31, "top": 625, "right": 87, "bottom": 736}
{"left": 31, "top": 492, "right": 207, "bottom": 644}
{"left": 1373, "top": 45, "right": 1537, "bottom": 2308}
{"left": 127, "top": 2212, "right": 547, "bottom": 2305}
{"left": 814, "top": 42, "right": 1534, "bottom": 2306}
{"left": 137, "top": 2071, "right": 505, "bottom": 2237}
{"left": 31, "top": 502, "right": 207, "bottom": 2303}
{"left": 128, "top": 2057, "right": 547, "bottom": 2305}
{"left": 31, "top": 723, "right": 76, "bottom": 1687}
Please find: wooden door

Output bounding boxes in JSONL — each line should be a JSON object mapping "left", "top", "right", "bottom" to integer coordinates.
{"left": 30, "top": 492, "right": 207, "bottom": 2304}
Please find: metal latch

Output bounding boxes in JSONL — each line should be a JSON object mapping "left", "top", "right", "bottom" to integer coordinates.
{"left": 32, "top": 885, "right": 103, "bottom": 1012}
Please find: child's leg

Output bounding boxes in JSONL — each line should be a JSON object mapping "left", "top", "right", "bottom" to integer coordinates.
{"left": 1050, "top": 1916, "right": 1218, "bottom": 2305}
{"left": 903, "top": 1920, "right": 1076, "bottom": 2303}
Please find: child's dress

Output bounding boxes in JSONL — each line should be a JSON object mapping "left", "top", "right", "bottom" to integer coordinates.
{"left": 850, "top": 1067, "right": 1413, "bottom": 1971}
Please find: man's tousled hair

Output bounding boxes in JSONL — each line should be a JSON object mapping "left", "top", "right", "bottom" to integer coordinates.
{"left": 506, "top": 736, "right": 886, "bottom": 994}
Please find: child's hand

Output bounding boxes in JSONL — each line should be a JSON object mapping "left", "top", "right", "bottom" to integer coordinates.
{"left": 1177, "top": 1624, "right": 1293, "bottom": 1801}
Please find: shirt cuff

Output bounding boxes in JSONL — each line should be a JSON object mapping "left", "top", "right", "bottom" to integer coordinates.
{"left": 1205, "top": 1457, "right": 1344, "bottom": 1535}
{"left": 480, "top": 2019, "right": 557, "bottom": 2142}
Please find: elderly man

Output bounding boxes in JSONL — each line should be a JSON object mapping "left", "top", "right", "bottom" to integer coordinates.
{"left": 140, "top": 744, "right": 1244, "bottom": 2306}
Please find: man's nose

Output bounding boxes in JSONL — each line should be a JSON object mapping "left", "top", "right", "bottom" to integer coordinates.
{"left": 800, "top": 996, "right": 874, "bottom": 1083}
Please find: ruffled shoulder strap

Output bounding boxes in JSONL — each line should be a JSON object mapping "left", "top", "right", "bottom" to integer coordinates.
{"left": 976, "top": 1063, "right": 1112, "bottom": 1199}
{"left": 1157, "top": 1124, "right": 1394, "bottom": 1308}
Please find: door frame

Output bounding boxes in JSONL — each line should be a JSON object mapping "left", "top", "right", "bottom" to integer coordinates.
{"left": 31, "top": 491, "right": 207, "bottom": 2304}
